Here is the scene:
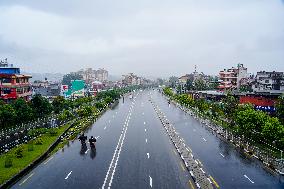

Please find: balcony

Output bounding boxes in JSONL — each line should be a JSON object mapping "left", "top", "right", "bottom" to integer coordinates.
{"left": 17, "top": 91, "right": 32, "bottom": 97}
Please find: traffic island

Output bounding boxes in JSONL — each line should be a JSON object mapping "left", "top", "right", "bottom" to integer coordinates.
{"left": 149, "top": 98, "right": 217, "bottom": 189}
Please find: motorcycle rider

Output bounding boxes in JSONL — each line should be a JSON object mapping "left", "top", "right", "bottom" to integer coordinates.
{"left": 78, "top": 133, "right": 87, "bottom": 144}
{"left": 89, "top": 136, "right": 96, "bottom": 149}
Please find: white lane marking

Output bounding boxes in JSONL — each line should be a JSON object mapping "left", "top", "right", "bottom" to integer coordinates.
{"left": 145, "top": 129, "right": 147, "bottom": 132}
{"left": 102, "top": 125, "right": 125, "bottom": 188}
{"left": 44, "top": 156, "right": 54, "bottom": 164}
{"left": 193, "top": 129, "right": 196, "bottom": 132}
{"left": 142, "top": 112, "right": 144, "bottom": 115}
{"left": 96, "top": 136, "right": 100, "bottom": 139}
{"left": 109, "top": 120, "right": 111, "bottom": 123}
{"left": 108, "top": 115, "right": 130, "bottom": 188}
{"left": 19, "top": 173, "right": 34, "bottom": 185}
{"left": 85, "top": 149, "right": 90, "bottom": 154}
{"left": 147, "top": 153, "right": 150, "bottom": 159}
{"left": 104, "top": 126, "right": 106, "bottom": 130}
{"left": 149, "top": 176, "right": 153, "bottom": 188}
{"left": 202, "top": 137, "right": 207, "bottom": 142}
{"left": 144, "top": 121, "right": 146, "bottom": 125}
{"left": 65, "top": 171, "right": 72, "bottom": 180}
{"left": 102, "top": 105, "right": 134, "bottom": 189}
{"left": 220, "top": 153, "right": 225, "bottom": 158}
{"left": 146, "top": 138, "right": 148, "bottom": 143}
{"left": 244, "top": 175, "right": 254, "bottom": 184}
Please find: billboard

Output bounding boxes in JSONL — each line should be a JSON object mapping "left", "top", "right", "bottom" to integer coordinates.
{"left": 61, "top": 85, "right": 68, "bottom": 92}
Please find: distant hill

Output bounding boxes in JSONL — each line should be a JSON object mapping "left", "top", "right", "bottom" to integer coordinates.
{"left": 23, "top": 72, "right": 64, "bottom": 82}
{"left": 23, "top": 72, "right": 121, "bottom": 82}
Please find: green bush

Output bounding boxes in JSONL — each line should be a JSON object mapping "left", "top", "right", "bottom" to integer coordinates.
{"left": 4, "top": 155, "right": 13, "bottom": 168}
{"left": 49, "top": 129, "right": 58, "bottom": 136}
{"left": 28, "top": 128, "right": 48, "bottom": 137}
{"left": 35, "top": 138, "right": 43, "bottom": 145}
{"left": 15, "top": 147, "right": 24, "bottom": 158}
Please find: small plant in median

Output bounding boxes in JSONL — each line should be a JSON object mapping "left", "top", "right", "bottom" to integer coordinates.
{"left": 15, "top": 147, "right": 24, "bottom": 158}
{"left": 49, "top": 128, "right": 58, "bottom": 136}
{"left": 35, "top": 138, "right": 43, "bottom": 145}
{"left": 4, "top": 155, "right": 13, "bottom": 168}
{"left": 27, "top": 143, "right": 34, "bottom": 151}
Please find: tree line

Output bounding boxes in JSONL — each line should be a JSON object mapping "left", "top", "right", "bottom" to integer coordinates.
{"left": 163, "top": 87, "right": 284, "bottom": 150}
{"left": 0, "top": 86, "right": 139, "bottom": 129}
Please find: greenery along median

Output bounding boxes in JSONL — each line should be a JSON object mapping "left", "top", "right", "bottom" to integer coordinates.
{"left": 0, "top": 122, "right": 71, "bottom": 185}
{"left": 163, "top": 87, "right": 284, "bottom": 153}
{"left": 0, "top": 85, "right": 140, "bottom": 130}
{"left": 0, "top": 87, "right": 139, "bottom": 186}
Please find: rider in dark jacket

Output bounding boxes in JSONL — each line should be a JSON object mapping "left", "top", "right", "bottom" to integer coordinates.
{"left": 78, "top": 133, "right": 87, "bottom": 144}
{"left": 89, "top": 136, "right": 96, "bottom": 148}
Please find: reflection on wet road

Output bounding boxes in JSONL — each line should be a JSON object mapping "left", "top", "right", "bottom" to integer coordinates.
{"left": 11, "top": 90, "right": 284, "bottom": 189}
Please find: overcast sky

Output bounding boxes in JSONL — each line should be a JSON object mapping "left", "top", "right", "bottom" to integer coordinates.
{"left": 0, "top": 0, "right": 283, "bottom": 77}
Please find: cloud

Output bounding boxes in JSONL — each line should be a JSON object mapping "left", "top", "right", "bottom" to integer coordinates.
{"left": 0, "top": 1, "right": 283, "bottom": 77}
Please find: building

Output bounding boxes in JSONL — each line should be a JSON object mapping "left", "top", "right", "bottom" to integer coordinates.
{"left": 252, "top": 71, "right": 284, "bottom": 94}
{"left": 178, "top": 74, "right": 193, "bottom": 85}
{"left": 122, "top": 73, "right": 137, "bottom": 86}
{"left": 95, "top": 68, "right": 108, "bottom": 82}
{"left": 32, "top": 81, "right": 61, "bottom": 100}
{"left": 65, "top": 80, "right": 85, "bottom": 98}
{"left": 72, "top": 68, "right": 109, "bottom": 84}
{"left": 0, "top": 59, "right": 32, "bottom": 102}
{"left": 121, "top": 73, "right": 149, "bottom": 86}
{"left": 218, "top": 64, "right": 248, "bottom": 90}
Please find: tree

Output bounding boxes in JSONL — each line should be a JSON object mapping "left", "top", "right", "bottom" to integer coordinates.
{"left": 104, "top": 96, "right": 113, "bottom": 105}
{"left": 239, "top": 85, "right": 253, "bottom": 92}
{"left": 52, "top": 96, "right": 67, "bottom": 114}
{"left": 185, "top": 79, "right": 194, "bottom": 91}
{"left": 77, "top": 106, "right": 94, "bottom": 117}
{"left": 176, "top": 94, "right": 194, "bottom": 107}
{"left": 58, "top": 109, "right": 73, "bottom": 122}
{"left": 30, "top": 94, "right": 52, "bottom": 117}
{"left": 222, "top": 93, "right": 238, "bottom": 120}
{"left": 261, "top": 117, "right": 283, "bottom": 145}
{"left": 163, "top": 87, "right": 174, "bottom": 97}
{"left": 0, "top": 103, "right": 16, "bottom": 128}
{"left": 235, "top": 107, "right": 268, "bottom": 138}
{"left": 168, "top": 76, "right": 179, "bottom": 88}
{"left": 62, "top": 73, "right": 83, "bottom": 87}
{"left": 156, "top": 78, "right": 164, "bottom": 86}
{"left": 194, "top": 79, "right": 207, "bottom": 91}
{"left": 276, "top": 94, "right": 284, "bottom": 124}
{"left": 95, "top": 101, "right": 106, "bottom": 111}
{"left": 12, "top": 98, "right": 34, "bottom": 123}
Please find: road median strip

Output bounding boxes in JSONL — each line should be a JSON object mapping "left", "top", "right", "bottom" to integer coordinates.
{"left": 150, "top": 98, "right": 215, "bottom": 189}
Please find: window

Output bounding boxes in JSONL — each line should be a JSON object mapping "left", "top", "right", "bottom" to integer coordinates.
{"left": 1, "top": 78, "right": 12, "bottom": 83}
{"left": 265, "top": 80, "right": 269, "bottom": 83}
{"left": 2, "top": 88, "right": 11, "bottom": 94}
{"left": 16, "top": 88, "right": 23, "bottom": 94}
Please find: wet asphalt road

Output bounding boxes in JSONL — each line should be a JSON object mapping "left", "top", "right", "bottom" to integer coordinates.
{"left": 152, "top": 91, "right": 284, "bottom": 189}
{"left": 11, "top": 90, "right": 191, "bottom": 189}
{"left": 10, "top": 89, "right": 284, "bottom": 189}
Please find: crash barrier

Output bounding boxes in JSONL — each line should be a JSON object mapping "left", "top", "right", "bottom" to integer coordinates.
{"left": 149, "top": 98, "right": 215, "bottom": 189}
